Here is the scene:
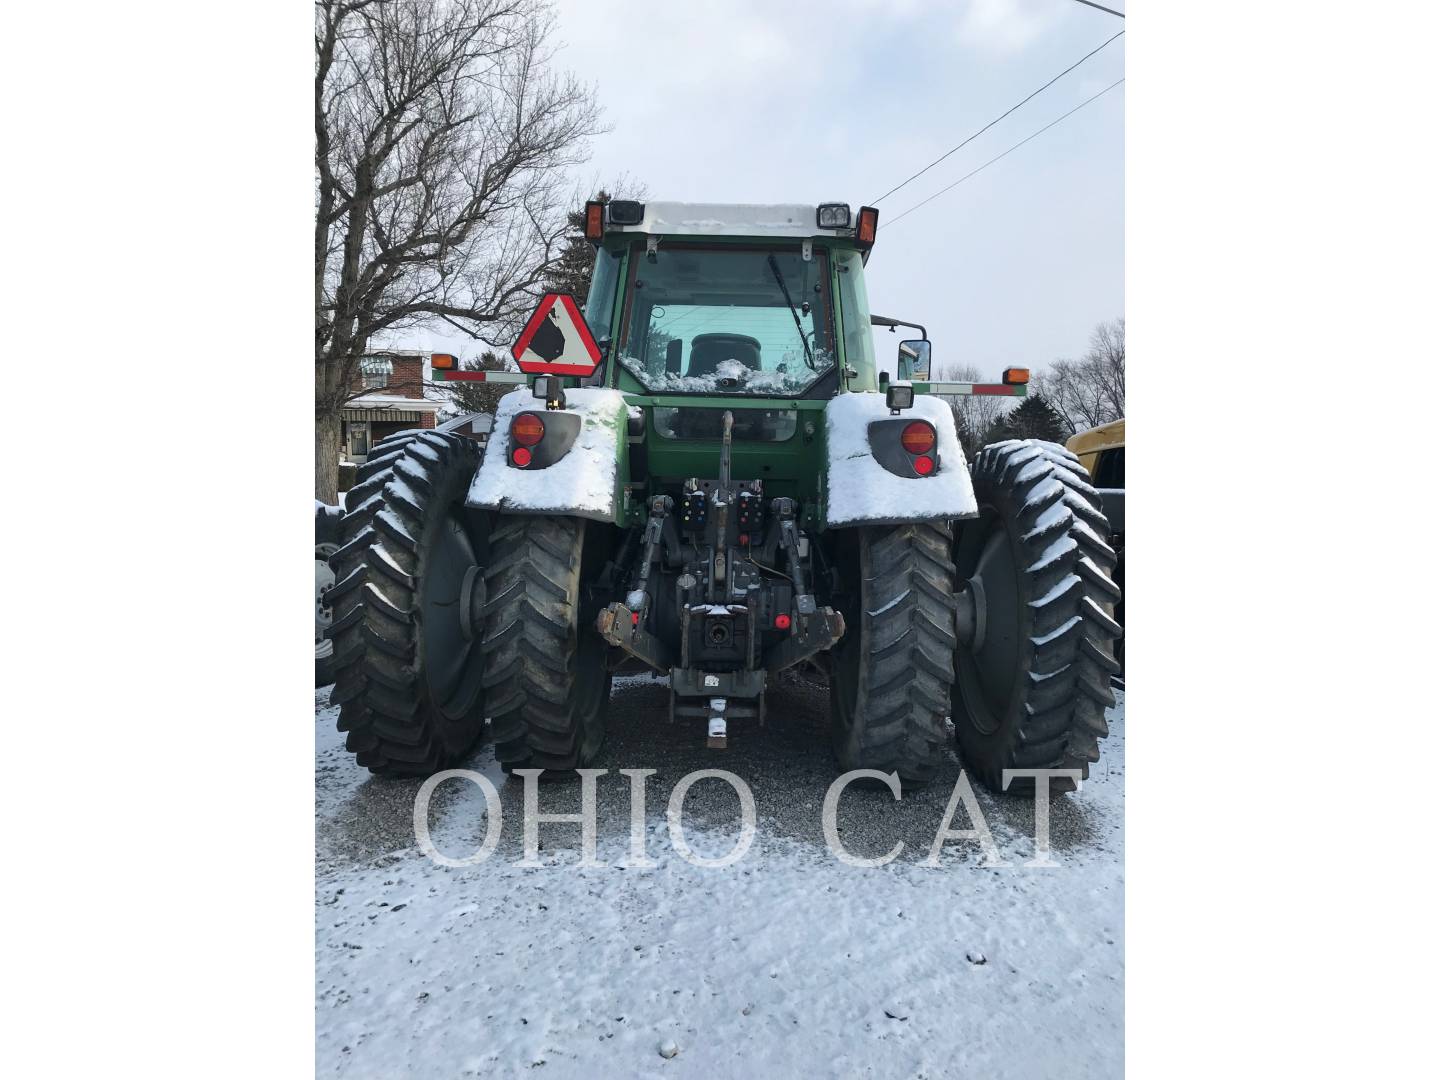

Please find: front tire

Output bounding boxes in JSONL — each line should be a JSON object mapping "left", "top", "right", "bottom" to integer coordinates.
{"left": 481, "top": 515, "right": 612, "bottom": 775}
{"left": 327, "top": 431, "right": 489, "bottom": 777}
{"left": 829, "top": 522, "right": 957, "bottom": 785}
{"left": 952, "top": 440, "right": 1122, "bottom": 794}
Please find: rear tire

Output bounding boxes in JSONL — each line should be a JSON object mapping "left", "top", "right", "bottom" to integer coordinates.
{"left": 952, "top": 440, "right": 1121, "bottom": 794}
{"left": 481, "top": 515, "right": 612, "bottom": 775}
{"left": 829, "top": 523, "right": 957, "bottom": 785}
{"left": 327, "top": 431, "right": 490, "bottom": 777}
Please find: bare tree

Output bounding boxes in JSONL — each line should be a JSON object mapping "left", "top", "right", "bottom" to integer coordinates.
{"left": 1032, "top": 317, "right": 1126, "bottom": 437}
{"left": 936, "top": 361, "right": 1015, "bottom": 458}
{"left": 315, "top": 0, "right": 603, "bottom": 500}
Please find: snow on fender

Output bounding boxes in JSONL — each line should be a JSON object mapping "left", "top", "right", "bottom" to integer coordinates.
{"left": 824, "top": 391, "right": 978, "bottom": 527}
{"left": 467, "top": 386, "right": 629, "bottom": 520}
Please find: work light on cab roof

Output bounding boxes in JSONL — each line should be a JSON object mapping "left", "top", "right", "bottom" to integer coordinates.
{"left": 583, "top": 198, "right": 879, "bottom": 255}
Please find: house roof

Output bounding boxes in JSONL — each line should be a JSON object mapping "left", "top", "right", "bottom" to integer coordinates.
{"left": 345, "top": 393, "right": 440, "bottom": 412}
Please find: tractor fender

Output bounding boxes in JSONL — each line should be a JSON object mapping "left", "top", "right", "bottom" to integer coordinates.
{"left": 467, "top": 387, "right": 629, "bottom": 523}
{"left": 824, "top": 392, "right": 978, "bottom": 527}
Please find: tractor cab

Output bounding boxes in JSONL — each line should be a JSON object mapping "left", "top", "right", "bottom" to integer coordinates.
{"left": 576, "top": 200, "right": 883, "bottom": 517}
{"left": 582, "top": 199, "right": 880, "bottom": 393}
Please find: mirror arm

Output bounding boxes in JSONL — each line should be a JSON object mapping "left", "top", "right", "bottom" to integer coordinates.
{"left": 870, "top": 314, "right": 928, "bottom": 340}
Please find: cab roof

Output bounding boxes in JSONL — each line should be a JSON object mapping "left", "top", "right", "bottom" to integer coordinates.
{"left": 610, "top": 201, "right": 857, "bottom": 241}
{"left": 1065, "top": 418, "right": 1125, "bottom": 457}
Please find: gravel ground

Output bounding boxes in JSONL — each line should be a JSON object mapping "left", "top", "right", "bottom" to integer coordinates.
{"left": 316, "top": 674, "right": 1125, "bottom": 1076}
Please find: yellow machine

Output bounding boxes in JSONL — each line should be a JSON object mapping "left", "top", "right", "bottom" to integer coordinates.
{"left": 1066, "top": 418, "right": 1124, "bottom": 482}
{"left": 1067, "top": 419, "right": 1124, "bottom": 672}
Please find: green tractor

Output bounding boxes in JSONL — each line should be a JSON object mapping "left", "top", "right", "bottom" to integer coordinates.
{"left": 325, "top": 201, "right": 1121, "bottom": 791}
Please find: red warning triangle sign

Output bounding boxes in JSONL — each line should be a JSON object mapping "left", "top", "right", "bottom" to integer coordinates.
{"left": 511, "top": 293, "right": 603, "bottom": 376}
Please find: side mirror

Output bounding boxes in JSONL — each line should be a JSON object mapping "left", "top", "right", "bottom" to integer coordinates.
{"left": 897, "top": 339, "right": 931, "bottom": 381}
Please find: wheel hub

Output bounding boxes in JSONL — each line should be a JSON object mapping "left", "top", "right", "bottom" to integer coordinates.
{"left": 458, "top": 564, "right": 486, "bottom": 642}
{"left": 420, "top": 513, "right": 487, "bottom": 720}
{"left": 953, "top": 516, "right": 1023, "bottom": 736}
{"left": 954, "top": 576, "right": 988, "bottom": 652}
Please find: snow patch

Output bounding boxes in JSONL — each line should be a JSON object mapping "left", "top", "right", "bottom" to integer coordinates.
{"left": 314, "top": 686, "right": 1126, "bottom": 1078}
{"left": 620, "top": 352, "right": 834, "bottom": 396}
{"left": 1022, "top": 497, "right": 1071, "bottom": 541}
{"left": 1022, "top": 476, "right": 1064, "bottom": 510}
{"left": 624, "top": 201, "right": 829, "bottom": 239}
{"left": 1029, "top": 573, "right": 1080, "bottom": 609}
{"left": 867, "top": 589, "right": 912, "bottom": 617}
{"left": 382, "top": 476, "right": 424, "bottom": 510}
{"left": 466, "top": 388, "right": 628, "bottom": 520}
{"left": 1032, "top": 614, "right": 1082, "bottom": 645}
{"left": 1028, "top": 533, "right": 1078, "bottom": 573}
{"left": 825, "top": 392, "right": 977, "bottom": 526}
{"left": 1070, "top": 516, "right": 1112, "bottom": 553}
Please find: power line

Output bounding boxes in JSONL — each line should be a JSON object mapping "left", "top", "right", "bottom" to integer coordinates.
{"left": 882, "top": 78, "right": 1125, "bottom": 230}
{"left": 1072, "top": 0, "right": 1125, "bottom": 17}
{"left": 870, "top": 29, "right": 1124, "bottom": 205}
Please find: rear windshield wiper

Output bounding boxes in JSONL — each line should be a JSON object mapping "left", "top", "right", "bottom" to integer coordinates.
{"left": 767, "top": 253, "right": 816, "bottom": 370}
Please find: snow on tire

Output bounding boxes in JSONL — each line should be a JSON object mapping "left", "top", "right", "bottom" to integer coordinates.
{"left": 952, "top": 439, "right": 1122, "bottom": 794}
{"left": 830, "top": 522, "right": 958, "bottom": 785}
{"left": 327, "top": 431, "right": 490, "bottom": 777}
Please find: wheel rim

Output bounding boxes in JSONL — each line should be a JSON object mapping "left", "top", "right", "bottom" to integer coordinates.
{"left": 956, "top": 511, "right": 1023, "bottom": 736}
{"left": 315, "top": 543, "right": 339, "bottom": 659}
{"left": 419, "top": 509, "right": 486, "bottom": 721}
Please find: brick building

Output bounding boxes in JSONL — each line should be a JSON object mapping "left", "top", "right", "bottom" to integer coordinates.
{"left": 340, "top": 350, "right": 443, "bottom": 462}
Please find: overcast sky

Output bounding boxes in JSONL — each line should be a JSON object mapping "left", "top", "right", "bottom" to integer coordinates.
{"left": 421, "top": 0, "right": 1124, "bottom": 381}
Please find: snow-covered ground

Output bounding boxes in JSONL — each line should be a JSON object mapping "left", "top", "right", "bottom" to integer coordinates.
{"left": 316, "top": 676, "right": 1124, "bottom": 1077}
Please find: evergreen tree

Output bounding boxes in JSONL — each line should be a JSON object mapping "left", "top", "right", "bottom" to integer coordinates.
{"left": 950, "top": 401, "right": 990, "bottom": 461}
{"left": 443, "top": 352, "right": 514, "bottom": 417}
{"left": 992, "top": 393, "right": 1069, "bottom": 444}
{"left": 543, "top": 184, "right": 644, "bottom": 300}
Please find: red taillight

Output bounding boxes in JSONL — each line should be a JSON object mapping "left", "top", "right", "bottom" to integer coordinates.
{"left": 913, "top": 455, "right": 935, "bottom": 476}
{"left": 511, "top": 413, "right": 545, "bottom": 447}
{"left": 775, "top": 613, "right": 792, "bottom": 630}
{"left": 511, "top": 446, "right": 533, "bottom": 468}
{"left": 900, "top": 421, "right": 935, "bottom": 455}
{"left": 584, "top": 201, "right": 604, "bottom": 241}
